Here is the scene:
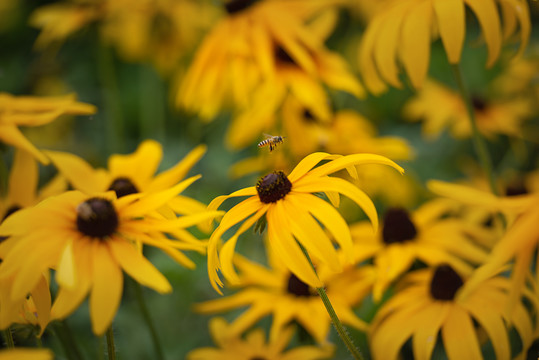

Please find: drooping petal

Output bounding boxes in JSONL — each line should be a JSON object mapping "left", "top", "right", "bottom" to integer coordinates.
{"left": 287, "top": 152, "right": 331, "bottom": 182}
{"left": 90, "top": 242, "right": 123, "bottom": 335}
{"left": 31, "top": 275, "right": 52, "bottom": 335}
{"left": 109, "top": 239, "right": 171, "bottom": 294}
{"left": 7, "top": 150, "right": 38, "bottom": 207}
{"left": 304, "top": 153, "right": 404, "bottom": 179}
{"left": 464, "top": 0, "right": 502, "bottom": 67}
{"left": 358, "top": 16, "right": 389, "bottom": 94}
{"left": 441, "top": 306, "right": 482, "bottom": 359}
{"left": 56, "top": 239, "right": 76, "bottom": 288}
{"left": 433, "top": 0, "right": 465, "bottom": 63}
{"left": 399, "top": 1, "right": 432, "bottom": 89}
{"left": 108, "top": 139, "right": 162, "bottom": 187}
{"left": 0, "top": 125, "right": 49, "bottom": 164}
{"left": 412, "top": 302, "right": 449, "bottom": 360}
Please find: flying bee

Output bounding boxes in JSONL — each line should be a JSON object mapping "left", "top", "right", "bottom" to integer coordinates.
{"left": 258, "top": 134, "right": 285, "bottom": 152}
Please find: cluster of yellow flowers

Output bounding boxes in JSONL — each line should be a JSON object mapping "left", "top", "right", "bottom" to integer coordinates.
{"left": 0, "top": 0, "right": 538, "bottom": 359}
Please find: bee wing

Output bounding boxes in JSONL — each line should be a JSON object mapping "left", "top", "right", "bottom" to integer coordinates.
{"left": 263, "top": 133, "right": 274, "bottom": 139}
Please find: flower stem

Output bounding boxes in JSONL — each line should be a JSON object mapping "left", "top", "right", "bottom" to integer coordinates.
{"left": 2, "top": 328, "right": 14, "bottom": 348}
{"left": 130, "top": 279, "right": 165, "bottom": 360}
{"left": 450, "top": 64, "right": 499, "bottom": 196}
{"left": 106, "top": 327, "right": 116, "bottom": 360}
{"left": 52, "top": 321, "right": 84, "bottom": 360}
{"left": 297, "top": 241, "right": 364, "bottom": 360}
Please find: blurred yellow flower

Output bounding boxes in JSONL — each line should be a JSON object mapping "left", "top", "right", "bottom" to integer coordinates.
{"left": 0, "top": 183, "right": 221, "bottom": 335}
{"left": 403, "top": 80, "right": 534, "bottom": 139}
{"left": 0, "top": 348, "right": 53, "bottom": 360}
{"left": 358, "top": 0, "right": 531, "bottom": 93}
{"left": 187, "top": 317, "right": 334, "bottom": 360}
{"left": 207, "top": 152, "right": 403, "bottom": 293}
{"left": 177, "top": 0, "right": 363, "bottom": 130}
{"left": 370, "top": 265, "right": 534, "bottom": 360}
{"left": 350, "top": 199, "right": 491, "bottom": 301}
{"left": 31, "top": 0, "right": 215, "bottom": 74}
{"left": 0, "top": 93, "right": 96, "bottom": 164}
{"left": 195, "top": 248, "right": 372, "bottom": 343}
{"left": 45, "top": 140, "right": 208, "bottom": 220}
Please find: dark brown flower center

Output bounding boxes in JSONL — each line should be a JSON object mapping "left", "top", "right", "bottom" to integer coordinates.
{"left": 108, "top": 177, "right": 139, "bottom": 198}
{"left": 382, "top": 208, "right": 417, "bottom": 245}
{"left": 256, "top": 171, "right": 292, "bottom": 204}
{"left": 286, "top": 273, "right": 315, "bottom": 297}
{"left": 2, "top": 204, "right": 21, "bottom": 222}
{"left": 471, "top": 96, "right": 488, "bottom": 112}
{"left": 275, "top": 45, "right": 296, "bottom": 65}
{"left": 505, "top": 180, "right": 528, "bottom": 197}
{"left": 303, "top": 109, "right": 317, "bottom": 123}
{"left": 429, "top": 264, "right": 464, "bottom": 301}
{"left": 225, "top": 0, "right": 258, "bottom": 14}
{"left": 250, "top": 357, "right": 267, "bottom": 360}
{"left": 76, "top": 197, "right": 119, "bottom": 239}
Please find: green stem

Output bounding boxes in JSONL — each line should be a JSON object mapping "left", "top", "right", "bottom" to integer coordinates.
{"left": 2, "top": 328, "right": 15, "bottom": 348}
{"left": 450, "top": 64, "right": 499, "bottom": 196}
{"left": 35, "top": 335, "right": 43, "bottom": 347}
{"left": 106, "top": 327, "right": 116, "bottom": 360}
{"left": 297, "top": 242, "right": 364, "bottom": 360}
{"left": 138, "top": 65, "right": 166, "bottom": 143}
{"left": 52, "top": 321, "right": 84, "bottom": 360}
{"left": 131, "top": 279, "right": 165, "bottom": 360}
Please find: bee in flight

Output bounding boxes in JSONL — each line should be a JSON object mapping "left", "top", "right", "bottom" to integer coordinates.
{"left": 258, "top": 134, "right": 285, "bottom": 152}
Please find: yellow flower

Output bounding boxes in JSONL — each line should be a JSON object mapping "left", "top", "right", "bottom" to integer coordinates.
{"left": 1, "top": 149, "right": 67, "bottom": 220}
{"left": 45, "top": 140, "right": 208, "bottom": 220}
{"left": 0, "top": 93, "right": 96, "bottom": 164}
{"left": 358, "top": 0, "right": 531, "bottom": 93}
{"left": 0, "top": 348, "right": 53, "bottom": 360}
{"left": 369, "top": 265, "right": 535, "bottom": 360}
{"left": 207, "top": 152, "right": 404, "bottom": 293}
{"left": 350, "top": 199, "right": 491, "bottom": 301}
{"left": 195, "top": 248, "right": 372, "bottom": 343}
{"left": 177, "top": 0, "right": 363, "bottom": 129}
{"left": 403, "top": 80, "right": 534, "bottom": 139}
{"left": 0, "top": 183, "right": 222, "bottom": 335}
{"left": 186, "top": 317, "right": 334, "bottom": 360}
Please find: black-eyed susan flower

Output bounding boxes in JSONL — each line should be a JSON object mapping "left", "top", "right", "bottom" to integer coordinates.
{"left": 0, "top": 348, "right": 53, "bottom": 360}
{"left": 186, "top": 317, "right": 334, "bottom": 360}
{"left": 403, "top": 80, "right": 534, "bottom": 140}
{"left": 0, "top": 93, "right": 96, "bottom": 164}
{"left": 369, "top": 265, "right": 535, "bottom": 360}
{"left": 350, "top": 199, "right": 491, "bottom": 301}
{"left": 45, "top": 140, "right": 208, "bottom": 218}
{"left": 206, "top": 152, "right": 404, "bottom": 293}
{"left": 0, "top": 181, "right": 222, "bottom": 335}
{"left": 358, "top": 0, "right": 531, "bottom": 93}
{"left": 177, "top": 0, "right": 363, "bottom": 132}
{"left": 195, "top": 247, "right": 373, "bottom": 343}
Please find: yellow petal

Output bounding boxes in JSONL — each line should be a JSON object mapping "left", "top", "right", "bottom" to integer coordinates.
{"left": 44, "top": 150, "right": 109, "bottom": 192}
{"left": 412, "top": 302, "right": 449, "bottom": 360}
{"left": 305, "top": 153, "right": 404, "bottom": 179}
{"left": 433, "top": 0, "right": 465, "bottom": 63}
{"left": 108, "top": 139, "right": 162, "bottom": 187}
{"left": 400, "top": 1, "right": 432, "bottom": 89}
{"left": 0, "top": 125, "right": 49, "bottom": 164}
{"left": 287, "top": 152, "right": 331, "bottom": 183}
{"left": 441, "top": 306, "right": 482, "bottom": 359}
{"left": 464, "top": 0, "right": 501, "bottom": 67}
{"left": 0, "top": 348, "right": 53, "bottom": 360}
{"left": 31, "top": 275, "right": 52, "bottom": 336}
{"left": 90, "top": 242, "right": 123, "bottom": 335}
{"left": 109, "top": 239, "right": 171, "bottom": 294}
{"left": 7, "top": 149, "right": 38, "bottom": 207}
{"left": 358, "top": 16, "right": 389, "bottom": 94}
{"left": 500, "top": 0, "right": 531, "bottom": 58}
{"left": 56, "top": 239, "right": 76, "bottom": 288}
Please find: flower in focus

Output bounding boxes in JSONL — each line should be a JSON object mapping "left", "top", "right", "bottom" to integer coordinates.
{"left": 0, "top": 181, "right": 222, "bottom": 335}
{"left": 195, "top": 247, "right": 372, "bottom": 343}
{"left": 45, "top": 140, "right": 209, "bottom": 221}
{"left": 0, "top": 93, "right": 96, "bottom": 164}
{"left": 0, "top": 348, "right": 53, "bottom": 360}
{"left": 359, "top": 0, "right": 531, "bottom": 93}
{"left": 350, "top": 199, "right": 491, "bottom": 301}
{"left": 403, "top": 80, "right": 534, "bottom": 140}
{"left": 207, "top": 152, "right": 404, "bottom": 293}
{"left": 177, "top": 0, "right": 363, "bottom": 134}
{"left": 186, "top": 317, "right": 334, "bottom": 360}
{"left": 369, "top": 265, "right": 535, "bottom": 360}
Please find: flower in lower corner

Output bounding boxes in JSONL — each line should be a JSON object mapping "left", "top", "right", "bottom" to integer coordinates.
{"left": 0, "top": 93, "right": 96, "bottom": 164}
{"left": 195, "top": 247, "right": 373, "bottom": 344}
{"left": 0, "top": 181, "right": 222, "bottom": 335}
{"left": 187, "top": 317, "right": 334, "bottom": 360}
{"left": 349, "top": 199, "right": 492, "bottom": 301}
{"left": 206, "top": 152, "right": 404, "bottom": 293}
{"left": 369, "top": 265, "right": 535, "bottom": 360}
